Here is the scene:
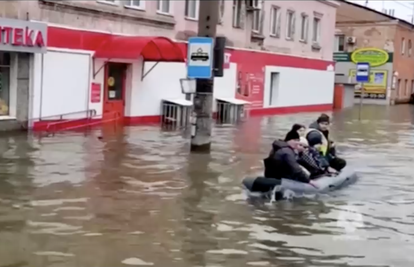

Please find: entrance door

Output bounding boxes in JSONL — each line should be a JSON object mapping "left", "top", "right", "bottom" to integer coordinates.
{"left": 103, "top": 62, "right": 127, "bottom": 123}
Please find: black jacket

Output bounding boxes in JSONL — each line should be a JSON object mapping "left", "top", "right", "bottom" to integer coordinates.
{"left": 264, "top": 140, "right": 310, "bottom": 183}
{"left": 308, "top": 121, "right": 336, "bottom": 156}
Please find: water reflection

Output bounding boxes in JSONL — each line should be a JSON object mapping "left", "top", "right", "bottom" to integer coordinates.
{"left": 0, "top": 105, "right": 414, "bottom": 266}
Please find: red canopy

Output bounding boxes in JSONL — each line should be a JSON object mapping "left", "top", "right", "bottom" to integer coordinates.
{"left": 94, "top": 36, "right": 185, "bottom": 62}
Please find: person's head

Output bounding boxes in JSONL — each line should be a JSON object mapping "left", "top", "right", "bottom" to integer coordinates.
{"left": 316, "top": 114, "right": 330, "bottom": 132}
{"left": 307, "top": 132, "right": 323, "bottom": 149}
{"left": 297, "top": 137, "right": 308, "bottom": 153}
{"left": 291, "top": 123, "right": 306, "bottom": 137}
{"left": 284, "top": 130, "right": 300, "bottom": 151}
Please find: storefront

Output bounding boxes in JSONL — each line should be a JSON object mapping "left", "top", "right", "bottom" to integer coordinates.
{"left": 0, "top": 18, "right": 47, "bottom": 131}
{"left": 334, "top": 48, "right": 393, "bottom": 105}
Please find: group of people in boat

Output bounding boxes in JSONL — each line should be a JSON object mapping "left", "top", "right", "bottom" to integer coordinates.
{"left": 264, "top": 114, "right": 347, "bottom": 184}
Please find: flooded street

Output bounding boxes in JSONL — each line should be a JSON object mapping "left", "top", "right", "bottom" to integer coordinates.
{"left": 1, "top": 105, "right": 414, "bottom": 267}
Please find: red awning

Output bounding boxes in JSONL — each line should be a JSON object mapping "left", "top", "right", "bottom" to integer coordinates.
{"left": 94, "top": 36, "right": 185, "bottom": 62}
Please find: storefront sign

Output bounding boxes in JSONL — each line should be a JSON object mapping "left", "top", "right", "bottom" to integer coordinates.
{"left": 349, "top": 69, "right": 388, "bottom": 99}
{"left": 334, "top": 50, "right": 393, "bottom": 65}
{"left": 90, "top": 83, "right": 101, "bottom": 103}
{"left": 0, "top": 18, "right": 47, "bottom": 54}
{"left": 351, "top": 48, "right": 389, "bottom": 67}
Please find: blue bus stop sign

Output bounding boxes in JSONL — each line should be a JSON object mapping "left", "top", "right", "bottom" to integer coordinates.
{"left": 356, "top": 62, "right": 370, "bottom": 83}
{"left": 187, "top": 37, "right": 214, "bottom": 79}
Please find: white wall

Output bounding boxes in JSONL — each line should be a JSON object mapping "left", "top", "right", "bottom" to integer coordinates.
{"left": 134, "top": 62, "right": 237, "bottom": 117}
{"left": 31, "top": 50, "right": 92, "bottom": 120}
{"left": 263, "top": 66, "right": 335, "bottom": 108}
{"left": 31, "top": 51, "right": 238, "bottom": 121}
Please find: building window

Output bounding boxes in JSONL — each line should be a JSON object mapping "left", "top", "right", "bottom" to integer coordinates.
{"left": 409, "top": 40, "right": 412, "bottom": 56}
{"left": 0, "top": 52, "right": 10, "bottom": 116}
{"left": 157, "top": 0, "right": 171, "bottom": 14}
{"left": 218, "top": 0, "right": 225, "bottom": 24}
{"left": 405, "top": 79, "right": 409, "bottom": 96}
{"left": 270, "top": 6, "right": 281, "bottom": 37}
{"left": 251, "top": 0, "right": 262, "bottom": 33}
{"left": 411, "top": 80, "right": 414, "bottom": 94}
{"left": 97, "top": 0, "right": 117, "bottom": 5}
{"left": 300, "top": 13, "right": 309, "bottom": 42}
{"left": 125, "top": 0, "right": 145, "bottom": 9}
{"left": 402, "top": 38, "right": 406, "bottom": 55}
{"left": 286, "top": 10, "right": 295, "bottom": 40}
{"left": 232, "top": 0, "right": 242, "bottom": 28}
{"left": 334, "top": 35, "right": 345, "bottom": 52}
{"left": 185, "top": 0, "right": 199, "bottom": 19}
{"left": 312, "top": 16, "right": 321, "bottom": 43}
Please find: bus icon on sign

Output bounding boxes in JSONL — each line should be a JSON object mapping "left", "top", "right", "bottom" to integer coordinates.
{"left": 190, "top": 48, "right": 209, "bottom": 62}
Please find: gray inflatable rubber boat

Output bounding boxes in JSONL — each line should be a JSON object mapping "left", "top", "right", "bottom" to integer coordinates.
{"left": 242, "top": 167, "right": 358, "bottom": 198}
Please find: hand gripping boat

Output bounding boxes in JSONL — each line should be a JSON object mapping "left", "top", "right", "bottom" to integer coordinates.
{"left": 242, "top": 167, "right": 358, "bottom": 198}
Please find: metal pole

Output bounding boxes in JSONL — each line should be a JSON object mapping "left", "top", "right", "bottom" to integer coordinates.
{"left": 359, "top": 83, "right": 364, "bottom": 120}
{"left": 190, "top": 0, "right": 219, "bottom": 153}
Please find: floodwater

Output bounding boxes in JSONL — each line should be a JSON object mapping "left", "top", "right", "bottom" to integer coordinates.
{"left": 1, "top": 105, "right": 414, "bottom": 267}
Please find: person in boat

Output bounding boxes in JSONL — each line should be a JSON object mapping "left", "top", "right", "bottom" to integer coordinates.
{"left": 297, "top": 137, "right": 337, "bottom": 178}
{"left": 264, "top": 130, "right": 310, "bottom": 183}
{"left": 306, "top": 114, "right": 347, "bottom": 171}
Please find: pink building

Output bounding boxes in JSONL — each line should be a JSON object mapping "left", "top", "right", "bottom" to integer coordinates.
{"left": 0, "top": 0, "right": 339, "bottom": 131}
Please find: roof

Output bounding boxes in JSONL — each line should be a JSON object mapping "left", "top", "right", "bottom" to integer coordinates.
{"left": 339, "top": 0, "right": 414, "bottom": 28}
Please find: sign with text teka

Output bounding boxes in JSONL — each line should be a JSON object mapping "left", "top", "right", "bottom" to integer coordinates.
{"left": 356, "top": 62, "right": 370, "bottom": 83}
{"left": 187, "top": 37, "right": 214, "bottom": 79}
{"left": 0, "top": 18, "right": 47, "bottom": 54}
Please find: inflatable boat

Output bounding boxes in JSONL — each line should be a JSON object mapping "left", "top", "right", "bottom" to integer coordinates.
{"left": 242, "top": 167, "right": 358, "bottom": 199}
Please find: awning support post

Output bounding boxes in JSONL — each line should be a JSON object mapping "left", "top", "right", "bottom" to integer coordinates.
{"left": 92, "top": 58, "right": 110, "bottom": 79}
{"left": 141, "top": 61, "right": 160, "bottom": 81}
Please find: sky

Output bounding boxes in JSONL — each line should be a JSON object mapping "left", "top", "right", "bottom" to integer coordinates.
{"left": 348, "top": 0, "right": 414, "bottom": 23}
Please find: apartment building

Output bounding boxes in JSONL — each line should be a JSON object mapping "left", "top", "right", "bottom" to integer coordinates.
{"left": 0, "top": 0, "right": 339, "bottom": 131}
{"left": 334, "top": 0, "right": 414, "bottom": 104}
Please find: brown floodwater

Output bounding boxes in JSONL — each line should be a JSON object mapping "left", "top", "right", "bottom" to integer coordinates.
{"left": 1, "top": 105, "right": 414, "bottom": 267}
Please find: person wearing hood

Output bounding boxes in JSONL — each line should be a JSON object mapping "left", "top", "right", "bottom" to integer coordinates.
{"left": 264, "top": 130, "right": 310, "bottom": 183}
{"left": 306, "top": 114, "right": 346, "bottom": 171}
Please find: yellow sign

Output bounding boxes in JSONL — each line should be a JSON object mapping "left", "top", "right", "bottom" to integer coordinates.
{"left": 349, "top": 69, "right": 388, "bottom": 98}
{"left": 107, "top": 77, "right": 115, "bottom": 87}
{"left": 351, "top": 48, "right": 389, "bottom": 67}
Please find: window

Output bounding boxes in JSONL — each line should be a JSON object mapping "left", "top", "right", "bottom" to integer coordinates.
{"left": 218, "top": 0, "right": 225, "bottom": 23}
{"left": 401, "top": 38, "right": 406, "bottom": 55}
{"left": 0, "top": 52, "right": 11, "bottom": 116}
{"left": 334, "top": 35, "right": 345, "bottom": 52}
{"left": 300, "top": 13, "right": 309, "bottom": 42}
{"left": 411, "top": 80, "right": 414, "bottom": 94}
{"left": 409, "top": 40, "right": 412, "bottom": 56}
{"left": 232, "top": 0, "right": 242, "bottom": 28}
{"left": 286, "top": 10, "right": 295, "bottom": 39}
{"left": 251, "top": 0, "right": 262, "bottom": 33}
{"left": 126, "top": 0, "right": 145, "bottom": 8}
{"left": 405, "top": 79, "right": 409, "bottom": 96}
{"left": 157, "top": 0, "right": 170, "bottom": 14}
{"left": 185, "top": 0, "right": 199, "bottom": 19}
{"left": 312, "top": 16, "right": 321, "bottom": 43}
{"left": 270, "top": 6, "right": 281, "bottom": 37}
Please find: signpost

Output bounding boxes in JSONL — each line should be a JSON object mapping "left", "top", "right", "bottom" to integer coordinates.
{"left": 187, "top": 37, "right": 214, "bottom": 79}
{"left": 356, "top": 62, "right": 370, "bottom": 120}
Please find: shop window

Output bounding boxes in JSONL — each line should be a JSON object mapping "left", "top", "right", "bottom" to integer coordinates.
{"left": 0, "top": 52, "right": 10, "bottom": 116}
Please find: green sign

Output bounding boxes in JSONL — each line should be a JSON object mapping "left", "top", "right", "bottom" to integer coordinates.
{"left": 334, "top": 50, "right": 393, "bottom": 65}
